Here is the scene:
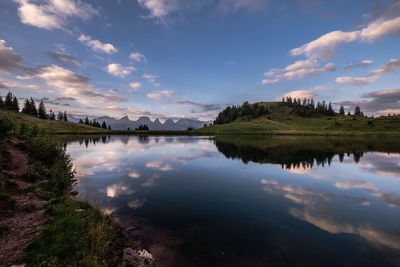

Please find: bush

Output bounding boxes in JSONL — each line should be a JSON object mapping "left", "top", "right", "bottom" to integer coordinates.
{"left": 0, "top": 116, "right": 15, "bottom": 138}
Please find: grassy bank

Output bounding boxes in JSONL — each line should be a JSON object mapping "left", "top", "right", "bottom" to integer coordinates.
{"left": 2, "top": 108, "right": 400, "bottom": 136}
{"left": 0, "top": 116, "right": 124, "bottom": 266}
{"left": 196, "top": 102, "right": 400, "bottom": 135}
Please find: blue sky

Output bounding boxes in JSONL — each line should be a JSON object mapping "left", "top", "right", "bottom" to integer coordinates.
{"left": 0, "top": 0, "right": 399, "bottom": 120}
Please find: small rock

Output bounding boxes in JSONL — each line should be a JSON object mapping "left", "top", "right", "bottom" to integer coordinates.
{"left": 138, "top": 249, "right": 154, "bottom": 262}
{"left": 75, "top": 209, "right": 84, "bottom": 212}
{"left": 11, "top": 264, "right": 26, "bottom": 267}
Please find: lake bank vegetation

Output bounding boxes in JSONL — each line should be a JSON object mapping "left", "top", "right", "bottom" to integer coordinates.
{"left": 198, "top": 99, "right": 400, "bottom": 135}
{"left": 0, "top": 115, "right": 151, "bottom": 266}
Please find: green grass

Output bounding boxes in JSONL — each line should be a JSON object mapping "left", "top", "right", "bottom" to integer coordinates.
{"left": 0, "top": 110, "right": 108, "bottom": 134}
{"left": 23, "top": 198, "right": 115, "bottom": 266}
{"left": 0, "top": 130, "right": 123, "bottom": 266}
{"left": 197, "top": 102, "right": 400, "bottom": 135}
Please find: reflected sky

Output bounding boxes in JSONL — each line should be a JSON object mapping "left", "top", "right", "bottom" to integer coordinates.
{"left": 67, "top": 135, "right": 400, "bottom": 266}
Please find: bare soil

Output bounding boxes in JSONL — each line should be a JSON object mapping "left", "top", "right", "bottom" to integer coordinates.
{"left": 0, "top": 139, "right": 47, "bottom": 266}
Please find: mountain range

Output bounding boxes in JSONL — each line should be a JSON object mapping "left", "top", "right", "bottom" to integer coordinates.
{"left": 67, "top": 115, "right": 207, "bottom": 131}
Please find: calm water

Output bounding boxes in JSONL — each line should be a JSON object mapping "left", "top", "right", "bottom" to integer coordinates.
{"left": 66, "top": 135, "right": 400, "bottom": 266}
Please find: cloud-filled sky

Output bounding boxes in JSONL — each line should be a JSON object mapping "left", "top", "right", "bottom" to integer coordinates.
{"left": 0, "top": 0, "right": 399, "bottom": 120}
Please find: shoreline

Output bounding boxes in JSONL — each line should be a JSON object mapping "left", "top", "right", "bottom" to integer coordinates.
{"left": 0, "top": 133, "right": 154, "bottom": 266}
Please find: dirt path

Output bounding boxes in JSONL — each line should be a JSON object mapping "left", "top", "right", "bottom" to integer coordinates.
{"left": 0, "top": 140, "right": 47, "bottom": 266}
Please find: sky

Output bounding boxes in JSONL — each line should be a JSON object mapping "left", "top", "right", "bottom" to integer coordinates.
{"left": 0, "top": 0, "right": 399, "bottom": 121}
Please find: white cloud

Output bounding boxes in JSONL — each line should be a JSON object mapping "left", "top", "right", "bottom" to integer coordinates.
{"left": 336, "top": 76, "right": 376, "bottom": 85}
{"left": 13, "top": 0, "right": 98, "bottom": 30}
{"left": 160, "top": 90, "right": 176, "bottom": 97}
{"left": 345, "top": 60, "right": 373, "bottom": 69}
{"left": 360, "top": 16, "right": 400, "bottom": 42}
{"left": 0, "top": 40, "right": 22, "bottom": 73}
{"left": 34, "top": 64, "right": 124, "bottom": 103}
{"left": 336, "top": 59, "right": 400, "bottom": 85}
{"left": 146, "top": 90, "right": 177, "bottom": 102}
{"left": 137, "top": 0, "right": 174, "bottom": 21}
{"left": 290, "top": 31, "right": 360, "bottom": 59}
{"left": 290, "top": 2, "right": 400, "bottom": 60}
{"left": 142, "top": 73, "right": 157, "bottom": 83}
{"left": 142, "top": 73, "right": 159, "bottom": 86}
{"left": 0, "top": 80, "right": 15, "bottom": 89}
{"left": 129, "top": 82, "right": 142, "bottom": 92}
{"left": 129, "top": 52, "right": 146, "bottom": 62}
{"left": 146, "top": 93, "right": 163, "bottom": 101}
{"left": 262, "top": 62, "right": 335, "bottom": 84}
{"left": 263, "top": 1, "right": 400, "bottom": 85}
{"left": 78, "top": 34, "right": 118, "bottom": 54}
{"left": 37, "top": 64, "right": 92, "bottom": 89}
{"left": 107, "top": 63, "right": 136, "bottom": 78}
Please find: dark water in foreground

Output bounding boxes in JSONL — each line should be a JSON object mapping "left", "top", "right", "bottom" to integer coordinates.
{"left": 66, "top": 135, "right": 400, "bottom": 266}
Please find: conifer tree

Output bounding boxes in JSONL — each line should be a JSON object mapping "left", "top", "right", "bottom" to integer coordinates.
{"left": 57, "top": 111, "right": 63, "bottom": 120}
{"left": 22, "top": 99, "right": 31, "bottom": 114}
{"left": 108, "top": 125, "right": 112, "bottom": 130}
{"left": 79, "top": 119, "right": 83, "bottom": 124}
{"left": 49, "top": 109, "right": 56, "bottom": 120}
{"left": 29, "top": 97, "right": 37, "bottom": 117}
{"left": 5, "top": 92, "right": 13, "bottom": 110}
{"left": 63, "top": 111, "right": 68, "bottom": 121}
{"left": 38, "top": 101, "right": 47, "bottom": 119}
{"left": 12, "top": 96, "right": 19, "bottom": 112}
{"left": 339, "top": 105, "right": 345, "bottom": 116}
{"left": 85, "top": 116, "right": 89, "bottom": 125}
{"left": 0, "top": 96, "right": 4, "bottom": 109}
{"left": 354, "top": 105, "right": 362, "bottom": 116}
{"left": 102, "top": 121, "right": 107, "bottom": 129}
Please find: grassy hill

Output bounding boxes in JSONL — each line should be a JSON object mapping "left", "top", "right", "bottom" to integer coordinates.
{"left": 196, "top": 102, "right": 400, "bottom": 135}
{"left": 0, "top": 110, "right": 109, "bottom": 134}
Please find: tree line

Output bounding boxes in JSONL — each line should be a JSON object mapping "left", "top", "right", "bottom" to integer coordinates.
{"left": 0, "top": 92, "right": 111, "bottom": 130}
{"left": 0, "top": 92, "right": 69, "bottom": 121}
{"left": 279, "top": 97, "right": 364, "bottom": 117}
{"left": 79, "top": 117, "right": 111, "bottom": 130}
{"left": 213, "top": 98, "right": 369, "bottom": 125}
{"left": 214, "top": 101, "right": 269, "bottom": 124}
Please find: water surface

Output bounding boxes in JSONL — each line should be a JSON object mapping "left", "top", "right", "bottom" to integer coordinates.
{"left": 66, "top": 135, "right": 400, "bottom": 266}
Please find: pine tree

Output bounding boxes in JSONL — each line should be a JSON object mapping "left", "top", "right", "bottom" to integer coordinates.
{"left": 0, "top": 96, "right": 4, "bottom": 109}
{"left": 12, "top": 96, "right": 19, "bottom": 112}
{"left": 49, "top": 109, "right": 56, "bottom": 120}
{"left": 101, "top": 121, "right": 107, "bottom": 129}
{"left": 339, "top": 105, "right": 345, "bottom": 116}
{"left": 85, "top": 116, "right": 89, "bottom": 125}
{"left": 29, "top": 98, "right": 37, "bottom": 117}
{"left": 79, "top": 119, "right": 83, "bottom": 124}
{"left": 22, "top": 99, "right": 31, "bottom": 114}
{"left": 108, "top": 125, "right": 112, "bottom": 130}
{"left": 354, "top": 105, "right": 362, "bottom": 116}
{"left": 63, "top": 111, "right": 68, "bottom": 122}
{"left": 5, "top": 92, "right": 13, "bottom": 110}
{"left": 57, "top": 111, "right": 63, "bottom": 120}
{"left": 38, "top": 101, "right": 47, "bottom": 119}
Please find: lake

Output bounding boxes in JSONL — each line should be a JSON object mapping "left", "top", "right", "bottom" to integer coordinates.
{"left": 65, "top": 135, "right": 400, "bottom": 266}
